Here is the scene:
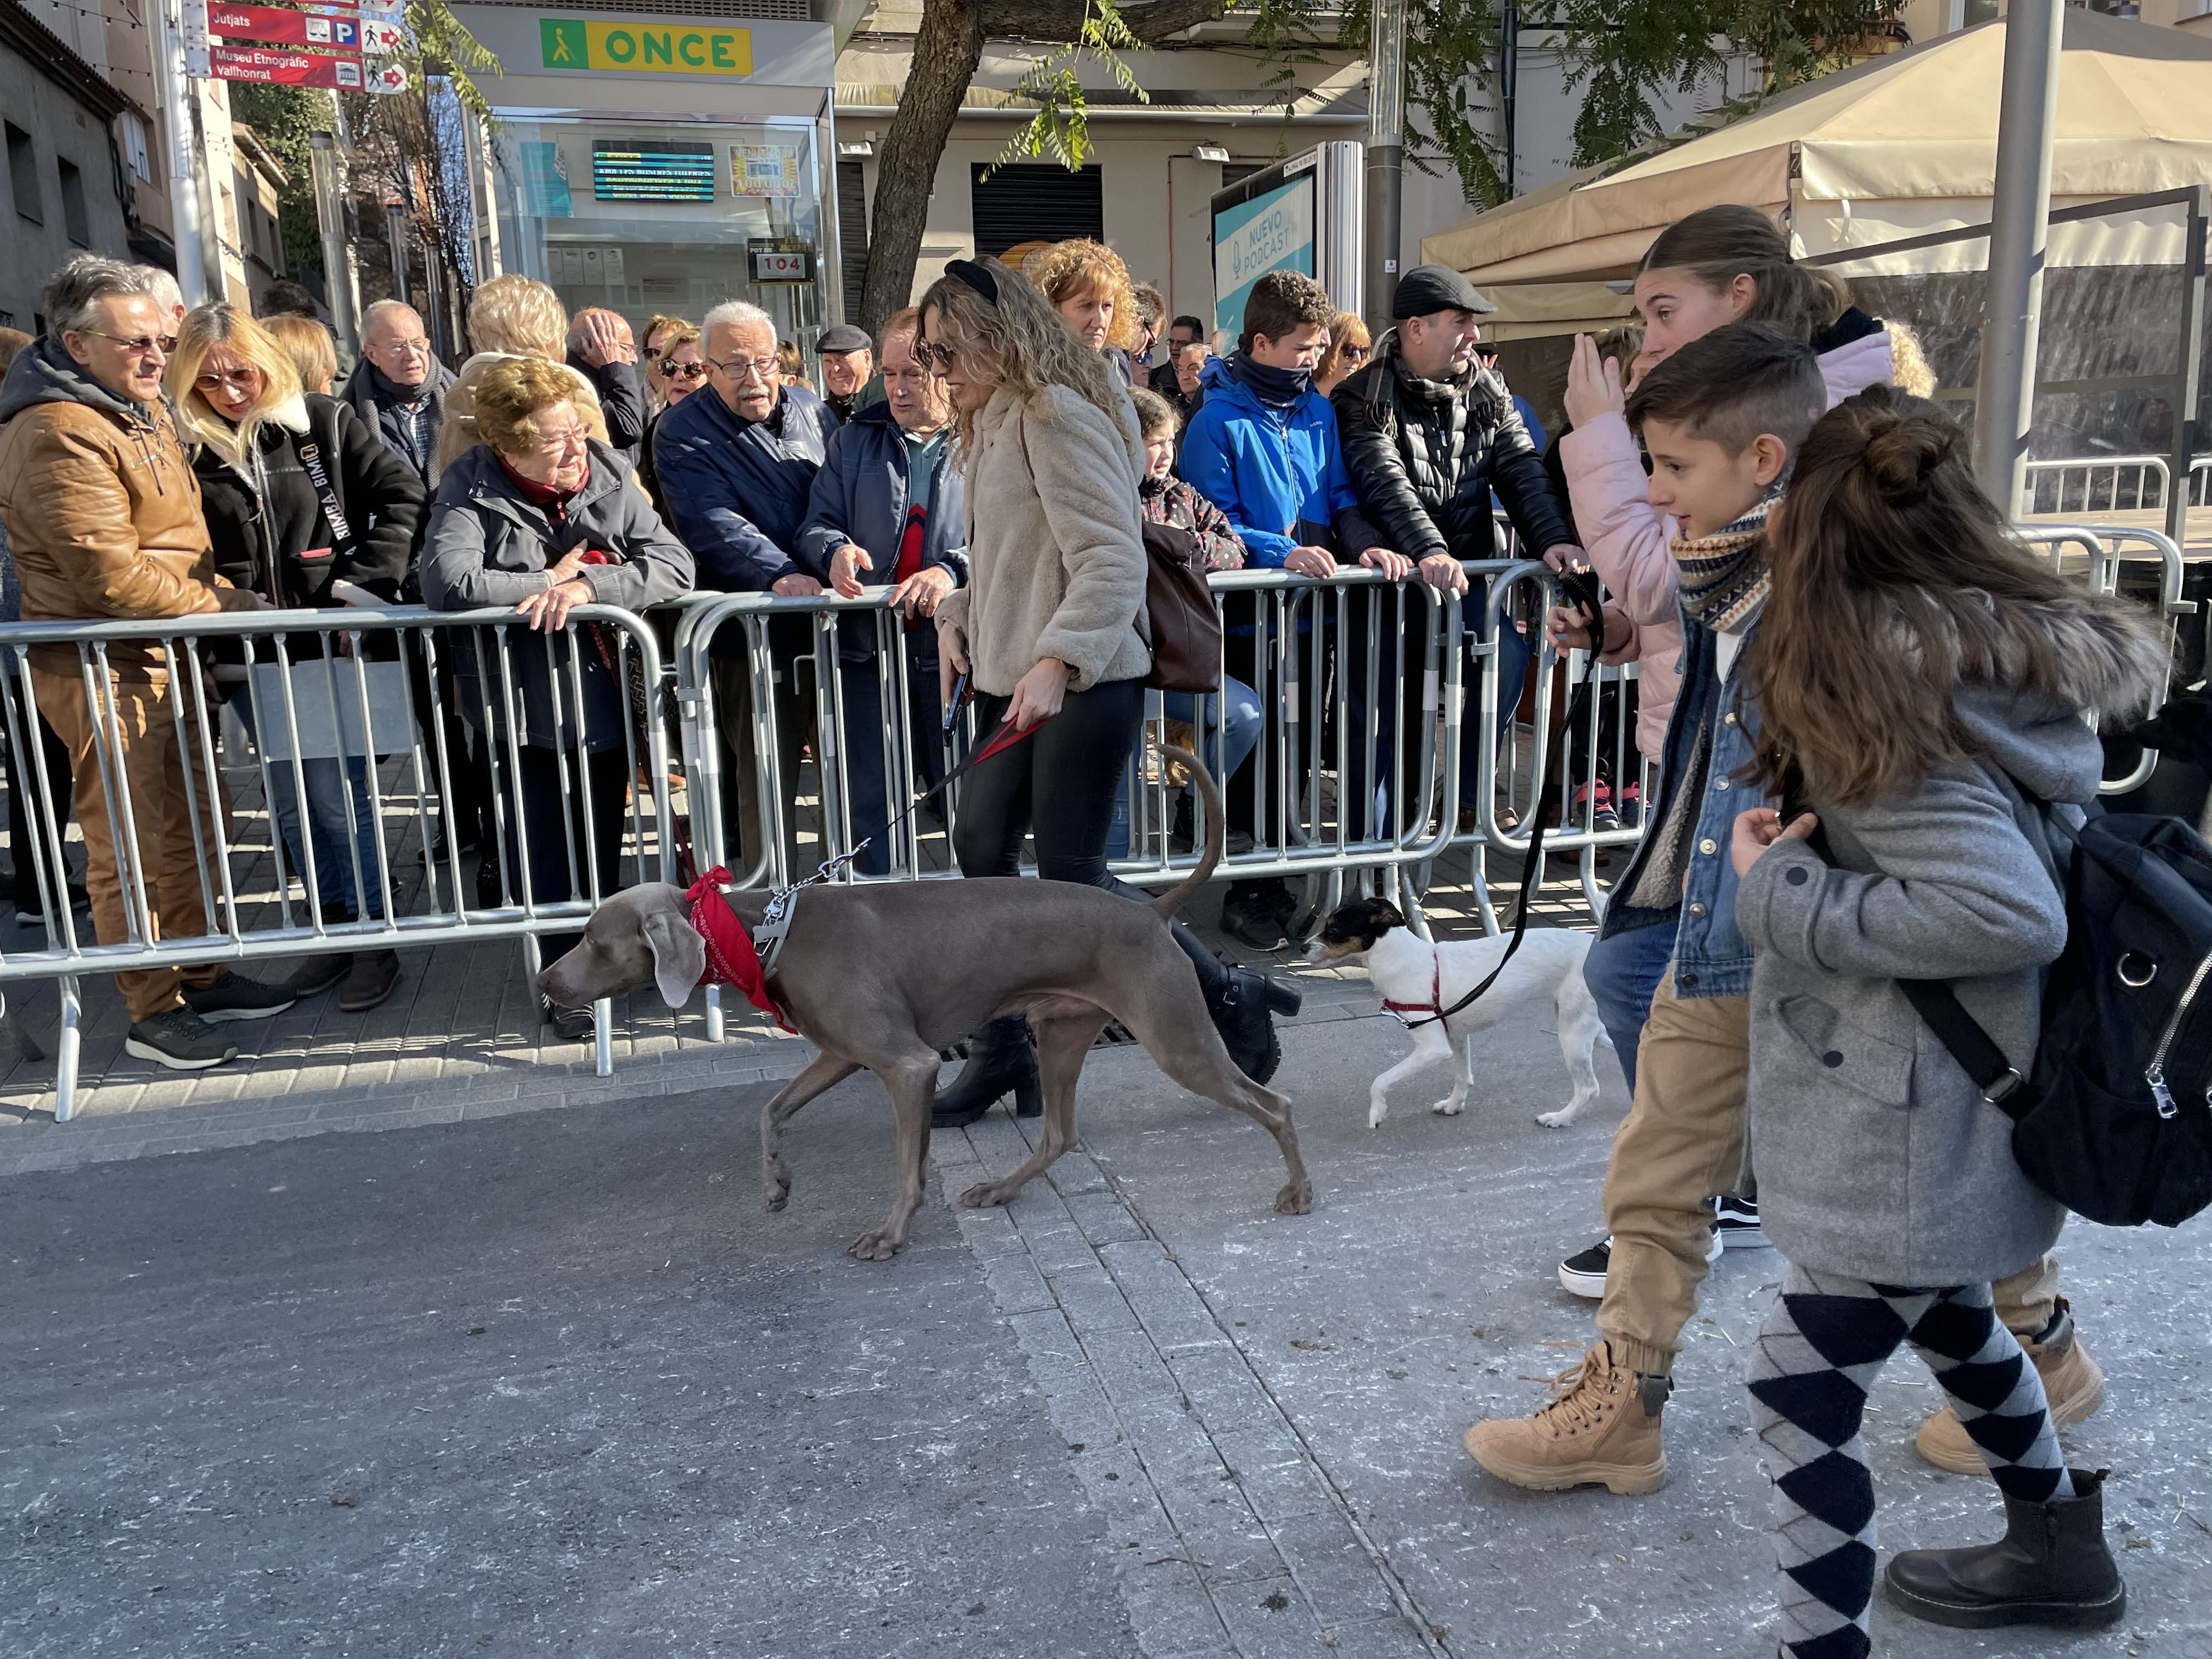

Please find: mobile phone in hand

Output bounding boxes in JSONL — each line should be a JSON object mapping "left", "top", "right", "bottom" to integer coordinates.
{"left": 1558, "top": 569, "right": 1604, "bottom": 651}
{"left": 944, "top": 670, "right": 969, "bottom": 732}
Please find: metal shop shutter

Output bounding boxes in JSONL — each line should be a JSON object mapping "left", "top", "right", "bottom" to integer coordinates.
{"left": 968, "top": 163, "right": 1104, "bottom": 258}
{"left": 837, "top": 157, "right": 868, "bottom": 321}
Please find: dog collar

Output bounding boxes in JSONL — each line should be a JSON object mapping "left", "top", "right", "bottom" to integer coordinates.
{"left": 684, "top": 867, "right": 794, "bottom": 1032}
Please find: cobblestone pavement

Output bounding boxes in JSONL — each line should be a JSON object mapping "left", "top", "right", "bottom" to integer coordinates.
{"left": 4, "top": 965, "right": 2206, "bottom": 1658}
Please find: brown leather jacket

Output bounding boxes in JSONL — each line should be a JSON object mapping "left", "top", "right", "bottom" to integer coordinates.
{"left": 0, "top": 337, "right": 251, "bottom": 672}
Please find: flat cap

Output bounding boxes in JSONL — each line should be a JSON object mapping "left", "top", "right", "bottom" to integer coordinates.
{"left": 817, "top": 323, "right": 872, "bottom": 354}
{"left": 1391, "top": 264, "right": 1497, "bottom": 319}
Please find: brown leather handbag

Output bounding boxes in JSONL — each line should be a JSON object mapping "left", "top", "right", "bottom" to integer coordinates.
{"left": 1138, "top": 520, "right": 1222, "bottom": 692}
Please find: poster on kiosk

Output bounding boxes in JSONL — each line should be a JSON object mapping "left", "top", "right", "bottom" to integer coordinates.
{"left": 1210, "top": 143, "right": 1363, "bottom": 343}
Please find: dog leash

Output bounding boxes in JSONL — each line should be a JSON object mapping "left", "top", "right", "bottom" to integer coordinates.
{"left": 1393, "top": 643, "right": 1601, "bottom": 1034}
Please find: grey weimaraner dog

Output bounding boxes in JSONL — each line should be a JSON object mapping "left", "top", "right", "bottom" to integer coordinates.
{"left": 538, "top": 748, "right": 1311, "bottom": 1261}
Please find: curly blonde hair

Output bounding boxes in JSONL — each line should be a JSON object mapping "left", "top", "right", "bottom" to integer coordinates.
{"left": 1026, "top": 238, "right": 1140, "bottom": 352}
{"left": 917, "top": 256, "right": 1126, "bottom": 458}
{"left": 472, "top": 356, "right": 587, "bottom": 455}
{"left": 467, "top": 274, "right": 568, "bottom": 360}
{"left": 165, "top": 303, "right": 304, "bottom": 465}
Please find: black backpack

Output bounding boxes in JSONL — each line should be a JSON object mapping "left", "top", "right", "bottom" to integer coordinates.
{"left": 1899, "top": 810, "right": 2212, "bottom": 1228}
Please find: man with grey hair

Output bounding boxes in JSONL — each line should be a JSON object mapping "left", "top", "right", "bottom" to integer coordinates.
{"left": 337, "top": 297, "right": 455, "bottom": 488}
{"left": 0, "top": 253, "right": 295, "bottom": 1070}
{"left": 130, "top": 263, "right": 185, "bottom": 328}
{"left": 564, "top": 306, "right": 646, "bottom": 461}
{"left": 654, "top": 297, "right": 840, "bottom": 878}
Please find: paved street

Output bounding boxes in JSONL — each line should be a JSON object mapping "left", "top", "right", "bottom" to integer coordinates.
{"left": 4, "top": 982, "right": 2207, "bottom": 1659}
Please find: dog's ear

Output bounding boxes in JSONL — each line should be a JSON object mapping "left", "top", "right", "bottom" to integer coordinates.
{"left": 1373, "top": 901, "right": 1407, "bottom": 932}
{"left": 641, "top": 907, "right": 707, "bottom": 1009}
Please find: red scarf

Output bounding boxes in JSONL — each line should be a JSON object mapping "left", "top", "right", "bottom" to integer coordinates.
{"left": 684, "top": 867, "right": 794, "bottom": 1032}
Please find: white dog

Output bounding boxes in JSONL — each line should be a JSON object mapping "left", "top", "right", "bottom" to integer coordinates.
{"left": 1307, "top": 897, "right": 1609, "bottom": 1130}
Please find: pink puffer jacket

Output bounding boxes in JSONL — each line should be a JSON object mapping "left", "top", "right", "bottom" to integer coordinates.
{"left": 1562, "top": 328, "right": 1897, "bottom": 759}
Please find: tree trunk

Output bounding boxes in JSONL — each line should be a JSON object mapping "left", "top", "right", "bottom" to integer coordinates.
{"left": 857, "top": 0, "right": 985, "bottom": 336}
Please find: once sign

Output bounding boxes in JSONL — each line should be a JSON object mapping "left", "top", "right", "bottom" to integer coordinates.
{"left": 538, "top": 18, "right": 754, "bottom": 76}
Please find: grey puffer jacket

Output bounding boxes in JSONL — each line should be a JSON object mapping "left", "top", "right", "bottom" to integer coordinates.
{"left": 1736, "top": 596, "right": 2169, "bottom": 1286}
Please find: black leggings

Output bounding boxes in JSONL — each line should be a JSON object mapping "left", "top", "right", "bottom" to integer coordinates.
{"left": 955, "top": 676, "right": 1146, "bottom": 889}
{"left": 954, "top": 674, "right": 1228, "bottom": 995}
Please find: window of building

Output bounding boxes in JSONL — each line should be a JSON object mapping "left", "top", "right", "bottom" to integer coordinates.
{"left": 59, "top": 158, "right": 89, "bottom": 247}
{"left": 122, "top": 112, "right": 151, "bottom": 183}
{"left": 968, "top": 163, "right": 1103, "bottom": 258}
{"left": 7, "top": 125, "right": 41, "bottom": 225}
{"left": 837, "top": 156, "right": 867, "bottom": 324}
{"left": 1950, "top": 0, "right": 1999, "bottom": 22}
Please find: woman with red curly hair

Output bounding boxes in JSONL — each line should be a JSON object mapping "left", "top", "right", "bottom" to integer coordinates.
{"left": 1028, "top": 238, "right": 1141, "bottom": 388}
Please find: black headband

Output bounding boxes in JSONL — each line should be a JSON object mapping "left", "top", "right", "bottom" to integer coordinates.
{"left": 944, "top": 258, "right": 1000, "bottom": 306}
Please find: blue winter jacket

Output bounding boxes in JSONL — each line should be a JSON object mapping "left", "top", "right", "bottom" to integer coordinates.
{"left": 652, "top": 382, "right": 839, "bottom": 592}
{"left": 792, "top": 404, "right": 968, "bottom": 664}
{"left": 1178, "top": 358, "right": 1362, "bottom": 568}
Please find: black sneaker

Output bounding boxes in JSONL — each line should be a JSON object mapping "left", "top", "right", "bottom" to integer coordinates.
{"left": 1558, "top": 1228, "right": 1724, "bottom": 1299}
{"left": 1559, "top": 1236, "right": 1612, "bottom": 1299}
{"left": 125, "top": 1007, "right": 239, "bottom": 1071}
{"left": 182, "top": 974, "right": 297, "bottom": 1023}
{"left": 1711, "top": 1194, "right": 1770, "bottom": 1249}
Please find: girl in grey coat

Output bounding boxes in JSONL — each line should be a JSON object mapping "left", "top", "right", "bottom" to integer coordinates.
{"left": 1728, "top": 388, "right": 2166, "bottom": 1657}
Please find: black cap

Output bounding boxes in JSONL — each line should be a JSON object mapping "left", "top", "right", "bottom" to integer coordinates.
{"left": 1391, "top": 264, "right": 1497, "bottom": 320}
{"left": 817, "top": 323, "right": 872, "bottom": 354}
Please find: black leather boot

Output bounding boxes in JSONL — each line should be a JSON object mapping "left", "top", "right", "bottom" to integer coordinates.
{"left": 1169, "top": 923, "right": 1300, "bottom": 1086}
{"left": 932, "top": 1015, "right": 1041, "bottom": 1127}
{"left": 1886, "top": 1468, "right": 2125, "bottom": 1630}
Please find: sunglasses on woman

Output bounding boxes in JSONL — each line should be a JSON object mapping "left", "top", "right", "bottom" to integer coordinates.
{"left": 657, "top": 358, "right": 708, "bottom": 380}
{"left": 911, "top": 337, "right": 957, "bottom": 373}
{"left": 194, "top": 366, "right": 262, "bottom": 392}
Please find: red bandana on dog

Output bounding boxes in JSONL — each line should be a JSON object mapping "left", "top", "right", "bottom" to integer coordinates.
{"left": 685, "top": 867, "right": 793, "bottom": 1032}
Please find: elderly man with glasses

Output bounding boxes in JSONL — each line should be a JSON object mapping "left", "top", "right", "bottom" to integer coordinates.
{"left": 337, "top": 298, "right": 456, "bottom": 489}
{"left": 0, "top": 254, "right": 296, "bottom": 1070}
{"left": 654, "top": 298, "right": 841, "bottom": 883}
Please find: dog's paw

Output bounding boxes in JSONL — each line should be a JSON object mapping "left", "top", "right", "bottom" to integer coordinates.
{"left": 1430, "top": 1097, "right": 1465, "bottom": 1116}
{"left": 763, "top": 1165, "right": 792, "bottom": 1211}
{"left": 1534, "top": 1107, "right": 1579, "bottom": 1128}
{"left": 1273, "top": 1178, "right": 1313, "bottom": 1216}
{"left": 958, "top": 1181, "right": 1009, "bottom": 1209}
{"left": 847, "top": 1229, "right": 904, "bottom": 1262}
{"left": 1367, "top": 1104, "right": 1388, "bottom": 1130}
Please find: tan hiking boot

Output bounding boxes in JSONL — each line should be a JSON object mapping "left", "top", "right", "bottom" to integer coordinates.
{"left": 1462, "top": 1341, "right": 1669, "bottom": 1495}
{"left": 1915, "top": 1299, "right": 2106, "bottom": 1476}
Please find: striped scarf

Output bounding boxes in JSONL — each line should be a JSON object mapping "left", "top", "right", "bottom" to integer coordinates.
{"left": 1673, "top": 494, "right": 1776, "bottom": 633}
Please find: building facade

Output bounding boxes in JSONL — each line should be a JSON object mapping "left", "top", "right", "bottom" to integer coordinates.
{"left": 1, "top": 0, "right": 133, "bottom": 332}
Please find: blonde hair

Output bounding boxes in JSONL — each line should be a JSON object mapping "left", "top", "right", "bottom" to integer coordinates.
{"left": 467, "top": 274, "right": 568, "bottom": 360}
{"left": 917, "top": 256, "right": 1127, "bottom": 457}
{"left": 260, "top": 312, "right": 337, "bottom": 394}
{"left": 651, "top": 318, "right": 700, "bottom": 357}
{"left": 166, "top": 303, "right": 303, "bottom": 465}
{"left": 472, "top": 356, "right": 584, "bottom": 456}
{"left": 1887, "top": 319, "right": 1938, "bottom": 398}
{"left": 641, "top": 313, "right": 692, "bottom": 358}
{"left": 1028, "top": 239, "right": 1140, "bottom": 352}
{"left": 1316, "top": 309, "right": 1370, "bottom": 385}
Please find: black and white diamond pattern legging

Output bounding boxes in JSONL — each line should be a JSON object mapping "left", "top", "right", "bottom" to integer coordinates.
{"left": 1747, "top": 1267, "right": 2074, "bottom": 1659}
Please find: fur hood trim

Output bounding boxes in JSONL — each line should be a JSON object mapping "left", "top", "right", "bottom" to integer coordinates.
{"left": 1892, "top": 584, "right": 2170, "bottom": 725}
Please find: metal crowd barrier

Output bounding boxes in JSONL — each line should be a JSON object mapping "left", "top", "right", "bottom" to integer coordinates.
{"left": 0, "top": 604, "right": 677, "bottom": 1118}
{"left": 2023, "top": 455, "right": 2173, "bottom": 516}
{"left": 0, "top": 524, "right": 2183, "bottom": 1118}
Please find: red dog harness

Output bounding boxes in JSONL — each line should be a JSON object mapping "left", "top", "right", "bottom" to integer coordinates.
{"left": 685, "top": 866, "right": 794, "bottom": 1032}
{"left": 1382, "top": 950, "right": 1453, "bottom": 1037}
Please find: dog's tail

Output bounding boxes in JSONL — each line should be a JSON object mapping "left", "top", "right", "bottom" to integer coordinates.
{"left": 1150, "top": 744, "right": 1224, "bottom": 922}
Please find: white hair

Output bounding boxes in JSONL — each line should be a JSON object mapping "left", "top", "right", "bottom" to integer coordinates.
{"left": 701, "top": 300, "right": 776, "bottom": 340}
{"left": 130, "top": 264, "right": 184, "bottom": 317}
{"left": 362, "top": 298, "right": 424, "bottom": 339}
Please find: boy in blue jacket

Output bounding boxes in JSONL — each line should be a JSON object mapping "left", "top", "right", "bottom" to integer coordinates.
{"left": 1181, "top": 270, "right": 1396, "bottom": 948}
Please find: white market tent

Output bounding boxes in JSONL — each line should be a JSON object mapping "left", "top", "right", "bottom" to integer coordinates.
{"left": 1420, "top": 10, "right": 2212, "bottom": 338}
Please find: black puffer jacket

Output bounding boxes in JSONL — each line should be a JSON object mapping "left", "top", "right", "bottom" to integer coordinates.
{"left": 1331, "top": 330, "right": 1572, "bottom": 563}
{"left": 193, "top": 392, "right": 426, "bottom": 664}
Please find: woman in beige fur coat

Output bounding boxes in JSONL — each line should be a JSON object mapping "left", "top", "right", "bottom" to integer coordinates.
{"left": 916, "top": 256, "right": 1297, "bottom": 1124}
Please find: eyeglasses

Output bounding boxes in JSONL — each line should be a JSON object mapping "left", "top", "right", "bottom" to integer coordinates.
{"left": 194, "top": 367, "right": 262, "bottom": 392}
{"left": 658, "top": 358, "right": 709, "bottom": 381}
{"left": 376, "top": 337, "right": 433, "bottom": 358}
{"left": 80, "top": 329, "right": 177, "bottom": 357}
{"left": 911, "top": 337, "right": 959, "bottom": 373}
{"left": 708, "top": 353, "right": 780, "bottom": 382}
{"left": 530, "top": 425, "right": 591, "bottom": 455}
{"left": 1341, "top": 344, "right": 1370, "bottom": 363}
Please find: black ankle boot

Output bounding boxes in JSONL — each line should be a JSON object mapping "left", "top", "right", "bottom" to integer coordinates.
{"left": 1166, "top": 921, "right": 1301, "bottom": 1086}
{"left": 1886, "top": 1468, "right": 2125, "bottom": 1630}
{"left": 932, "top": 1015, "right": 1041, "bottom": 1127}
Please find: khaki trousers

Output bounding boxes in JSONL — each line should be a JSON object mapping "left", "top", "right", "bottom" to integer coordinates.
{"left": 32, "top": 664, "right": 229, "bottom": 1023}
{"left": 1596, "top": 967, "right": 2061, "bottom": 1376}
